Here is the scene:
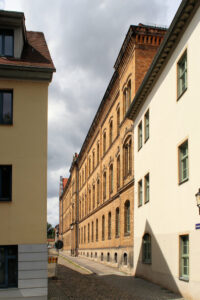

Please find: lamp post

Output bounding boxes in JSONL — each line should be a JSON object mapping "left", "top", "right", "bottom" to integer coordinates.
{"left": 195, "top": 188, "right": 200, "bottom": 215}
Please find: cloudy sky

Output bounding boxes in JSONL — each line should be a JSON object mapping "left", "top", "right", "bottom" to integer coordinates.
{"left": 3, "top": 0, "right": 181, "bottom": 226}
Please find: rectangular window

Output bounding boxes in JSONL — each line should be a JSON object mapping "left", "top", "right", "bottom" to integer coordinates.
{"left": 0, "top": 165, "right": 12, "bottom": 201}
{"left": 177, "top": 51, "right": 187, "bottom": 98}
{"left": 180, "top": 235, "right": 189, "bottom": 281}
{"left": 144, "top": 110, "right": 149, "bottom": 142}
{"left": 0, "top": 91, "right": 13, "bottom": 125}
{"left": 0, "top": 30, "right": 14, "bottom": 57}
{"left": 138, "top": 121, "right": 142, "bottom": 150}
{"left": 0, "top": 245, "right": 18, "bottom": 288}
{"left": 138, "top": 180, "right": 143, "bottom": 207}
{"left": 144, "top": 173, "right": 150, "bottom": 203}
{"left": 179, "top": 140, "right": 188, "bottom": 184}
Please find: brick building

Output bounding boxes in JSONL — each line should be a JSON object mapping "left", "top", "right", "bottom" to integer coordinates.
{"left": 59, "top": 24, "right": 166, "bottom": 272}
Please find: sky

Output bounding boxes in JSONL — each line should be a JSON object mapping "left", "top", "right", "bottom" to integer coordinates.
{"left": 3, "top": 0, "right": 182, "bottom": 226}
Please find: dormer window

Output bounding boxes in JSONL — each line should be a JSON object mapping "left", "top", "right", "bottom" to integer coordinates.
{"left": 0, "top": 30, "right": 14, "bottom": 57}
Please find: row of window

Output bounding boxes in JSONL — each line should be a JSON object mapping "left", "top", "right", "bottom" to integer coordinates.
{"left": 79, "top": 200, "right": 130, "bottom": 244}
{"left": 142, "top": 234, "right": 189, "bottom": 281}
{"left": 80, "top": 251, "right": 128, "bottom": 265}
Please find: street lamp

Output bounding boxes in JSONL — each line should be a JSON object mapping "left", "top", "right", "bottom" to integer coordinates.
{"left": 195, "top": 188, "right": 200, "bottom": 215}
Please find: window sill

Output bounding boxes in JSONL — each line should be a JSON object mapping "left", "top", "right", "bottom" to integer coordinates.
{"left": 115, "top": 235, "right": 120, "bottom": 239}
{"left": 138, "top": 145, "right": 142, "bottom": 152}
{"left": 179, "top": 178, "right": 189, "bottom": 186}
{"left": 144, "top": 137, "right": 149, "bottom": 144}
{"left": 142, "top": 261, "right": 151, "bottom": 265}
{"left": 144, "top": 200, "right": 149, "bottom": 205}
{"left": 124, "top": 232, "right": 130, "bottom": 237}
{"left": 177, "top": 87, "right": 187, "bottom": 101}
{"left": 138, "top": 203, "right": 142, "bottom": 208}
{"left": 179, "top": 277, "right": 189, "bottom": 282}
{"left": 0, "top": 198, "right": 11, "bottom": 202}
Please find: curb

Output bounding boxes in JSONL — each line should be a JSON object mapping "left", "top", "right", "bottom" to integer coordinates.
{"left": 59, "top": 254, "right": 93, "bottom": 274}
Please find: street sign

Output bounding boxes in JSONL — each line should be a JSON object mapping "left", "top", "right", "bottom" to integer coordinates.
{"left": 195, "top": 223, "right": 200, "bottom": 230}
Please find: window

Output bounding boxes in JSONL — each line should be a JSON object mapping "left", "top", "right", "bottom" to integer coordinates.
{"left": 91, "top": 221, "right": 94, "bottom": 242}
{"left": 103, "top": 132, "right": 106, "bottom": 155}
{"left": 138, "top": 180, "right": 143, "bottom": 207}
{"left": 102, "top": 215, "right": 105, "bottom": 240}
{"left": 114, "top": 253, "right": 118, "bottom": 263}
{"left": 144, "top": 110, "right": 149, "bottom": 142}
{"left": 177, "top": 51, "right": 187, "bottom": 98}
{"left": 89, "top": 189, "right": 91, "bottom": 211}
{"left": 179, "top": 140, "right": 188, "bottom": 183}
{"left": 124, "top": 200, "right": 130, "bottom": 235}
{"left": 123, "top": 81, "right": 131, "bottom": 117}
{"left": 85, "top": 165, "right": 87, "bottom": 181}
{"left": 180, "top": 235, "right": 189, "bottom": 280}
{"left": 138, "top": 121, "right": 142, "bottom": 150}
{"left": 85, "top": 195, "right": 87, "bottom": 216}
{"left": 88, "top": 223, "right": 90, "bottom": 243}
{"left": 117, "top": 156, "right": 120, "bottom": 189}
{"left": 97, "top": 142, "right": 100, "bottom": 164}
{"left": 84, "top": 226, "right": 86, "bottom": 243}
{"left": 92, "top": 151, "right": 95, "bottom": 170}
{"left": 0, "top": 245, "right": 18, "bottom": 288}
{"left": 108, "top": 212, "right": 111, "bottom": 240}
{"left": 97, "top": 179, "right": 100, "bottom": 205}
{"left": 123, "top": 137, "right": 132, "bottom": 178}
{"left": 123, "top": 253, "right": 128, "bottom": 265}
{"left": 101, "top": 253, "right": 103, "bottom": 261}
{"left": 117, "top": 107, "right": 120, "bottom": 135}
{"left": 142, "top": 234, "right": 151, "bottom": 264}
{"left": 107, "top": 253, "right": 110, "bottom": 262}
{"left": 96, "top": 219, "right": 98, "bottom": 241}
{"left": 109, "top": 120, "right": 113, "bottom": 146}
{"left": 144, "top": 173, "right": 150, "bottom": 203}
{"left": 89, "top": 157, "right": 91, "bottom": 175}
{"left": 109, "top": 164, "right": 113, "bottom": 194}
{"left": 103, "top": 172, "right": 106, "bottom": 200}
{"left": 0, "top": 30, "right": 14, "bottom": 57}
{"left": 115, "top": 207, "right": 120, "bottom": 237}
{"left": 92, "top": 184, "right": 95, "bottom": 209}
{"left": 0, "top": 91, "right": 13, "bottom": 125}
{"left": 0, "top": 165, "right": 12, "bottom": 201}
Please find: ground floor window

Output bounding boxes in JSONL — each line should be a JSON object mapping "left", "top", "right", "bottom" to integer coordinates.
{"left": 0, "top": 245, "right": 18, "bottom": 288}
{"left": 142, "top": 233, "right": 151, "bottom": 264}
{"left": 180, "top": 235, "right": 189, "bottom": 281}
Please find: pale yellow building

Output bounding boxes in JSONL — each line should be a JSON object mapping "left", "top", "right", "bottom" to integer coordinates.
{"left": 0, "top": 11, "right": 55, "bottom": 300}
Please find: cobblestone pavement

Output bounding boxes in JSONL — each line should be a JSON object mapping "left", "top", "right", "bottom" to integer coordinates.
{"left": 48, "top": 255, "right": 185, "bottom": 300}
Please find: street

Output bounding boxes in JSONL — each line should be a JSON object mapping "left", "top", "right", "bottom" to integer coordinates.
{"left": 48, "top": 252, "right": 185, "bottom": 300}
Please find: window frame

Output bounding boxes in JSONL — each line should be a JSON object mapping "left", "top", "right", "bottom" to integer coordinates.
{"left": 144, "top": 173, "right": 150, "bottom": 204}
{"left": 0, "top": 165, "right": 12, "bottom": 202}
{"left": 0, "top": 30, "right": 14, "bottom": 57}
{"left": 142, "top": 233, "right": 151, "bottom": 264}
{"left": 177, "top": 50, "right": 187, "bottom": 100}
{"left": 179, "top": 235, "right": 189, "bottom": 281}
{"left": 178, "top": 140, "right": 189, "bottom": 184}
{"left": 124, "top": 200, "right": 130, "bottom": 235}
{"left": 0, "top": 90, "right": 13, "bottom": 125}
{"left": 144, "top": 109, "right": 149, "bottom": 142}
{"left": 138, "top": 121, "right": 143, "bottom": 150}
{"left": 108, "top": 212, "right": 111, "bottom": 240}
{"left": 115, "top": 207, "right": 120, "bottom": 238}
{"left": 138, "top": 179, "right": 143, "bottom": 207}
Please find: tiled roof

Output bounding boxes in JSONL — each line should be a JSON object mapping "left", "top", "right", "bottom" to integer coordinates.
{"left": 0, "top": 31, "right": 55, "bottom": 71}
{"left": 62, "top": 178, "right": 68, "bottom": 189}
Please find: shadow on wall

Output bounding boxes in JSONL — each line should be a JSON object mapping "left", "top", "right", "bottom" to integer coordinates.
{"left": 134, "top": 220, "right": 182, "bottom": 296}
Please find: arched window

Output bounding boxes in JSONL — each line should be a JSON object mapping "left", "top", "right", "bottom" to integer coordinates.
{"left": 92, "top": 184, "right": 95, "bottom": 209}
{"left": 123, "top": 253, "right": 128, "bottom": 265}
{"left": 85, "top": 194, "right": 87, "bottom": 216}
{"left": 103, "top": 172, "right": 106, "bottom": 200}
{"left": 123, "top": 80, "right": 131, "bottom": 117}
{"left": 89, "top": 157, "right": 91, "bottom": 175}
{"left": 89, "top": 189, "right": 91, "bottom": 212}
{"left": 108, "top": 212, "right": 111, "bottom": 240}
{"left": 91, "top": 221, "right": 94, "bottom": 242}
{"left": 107, "top": 253, "right": 110, "bottom": 262}
{"left": 79, "top": 200, "right": 81, "bottom": 219}
{"left": 82, "top": 195, "right": 84, "bottom": 217}
{"left": 103, "top": 131, "right": 106, "bottom": 155}
{"left": 97, "top": 142, "right": 100, "bottom": 164}
{"left": 123, "top": 137, "right": 132, "bottom": 178}
{"left": 127, "top": 80, "right": 131, "bottom": 107}
{"left": 88, "top": 223, "right": 90, "bottom": 243}
{"left": 96, "top": 219, "right": 98, "bottom": 241}
{"left": 123, "top": 88, "right": 127, "bottom": 117}
{"left": 109, "top": 164, "right": 113, "bottom": 194}
{"left": 102, "top": 215, "right": 105, "bottom": 240}
{"left": 142, "top": 233, "right": 151, "bottom": 264}
{"left": 124, "top": 200, "right": 130, "bottom": 235}
{"left": 114, "top": 253, "right": 118, "bottom": 263}
{"left": 92, "top": 150, "right": 95, "bottom": 171}
{"left": 109, "top": 120, "right": 113, "bottom": 146}
{"left": 115, "top": 207, "right": 120, "bottom": 237}
{"left": 117, "top": 155, "right": 120, "bottom": 189}
{"left": 117, "top": 107, "right": 120, "bottom": 135}
{"left": 97, "top": 179, "right": 100, "bottom": 205}
{"left": 101, "top": 253, "right": 103, "bottom": 261}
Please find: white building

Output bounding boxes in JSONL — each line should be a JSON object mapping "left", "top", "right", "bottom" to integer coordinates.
{"left": 127, "top": 0, "right": 200, "bottom": 299}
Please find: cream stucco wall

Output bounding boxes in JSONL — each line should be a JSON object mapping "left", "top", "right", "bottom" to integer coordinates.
{"left": 133, "top": 6, "right": 200, "bottom": 300}
{"left": 0, "top": 79, "right": 48, "bottom": 245}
